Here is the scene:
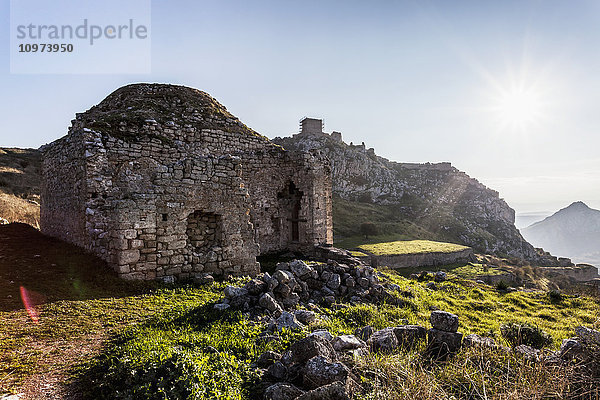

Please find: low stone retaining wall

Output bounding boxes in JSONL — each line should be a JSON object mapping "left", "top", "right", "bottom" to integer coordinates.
{"left": 544, "top": 264, "right": 599, "bottom": 282}
{"left": 365, "top": 248, "right": 475, "bottom": 269}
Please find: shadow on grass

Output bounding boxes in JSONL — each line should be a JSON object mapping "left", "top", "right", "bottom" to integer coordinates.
{"left": 0, "top": 223, "right": 157, "bottom": 312}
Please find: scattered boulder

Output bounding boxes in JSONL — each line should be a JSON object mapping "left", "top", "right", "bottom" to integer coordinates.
{"left": 267, "top": 362, "right": 288, "bottom": 381}
{"left": 326, "top": 274, "right": 342, "bottom": 290}
{"left": 303, "top": 356, "right": 349, "bottom": 389}
{"left": 428, "top": 329, "right": 463, "bottom": 356}
{"left": 513, "top": 344, "right": 540, "bottom": 362}
{"left": 332, "top": 335, "right": 367, "bottom": 351}
{"left": 214, "top": 303, "right": 230, "bottom": 311}
{"left": 245, "top": 278, "right": 268, "bottom": 295}
{"left": 430, "top": 310, "right": 459, "bottom": 333}
{"left": 463, "top": 334, "right": 497, "bottom": 349}
{"left": 193, "top": 273, "right": 214, "bottom": 285}
{"left": 290, "top": 260, "right": 314, "bottom": 278}
{"left": 560, "top": 338, "right": 586, "bottom": 360}
{"left": 308, "top": 330, "right": 334, "bottom": 342}
{"left": 575, "top": 326, "right": 600, "bottom": 346}
{"left": 224, "top": 285, "right": 248, "bottom": 299}
{"left": 295, "top": 382, "right": 350, "bottom": 400}
{"left": 259, "top": 293, "right": 284, "bottom": 314}
{"left": 274, "top": 270, "right": 293, "bottom": 285}
{"left": 294, "top": 310, "right": 317, "bottom": 325}
{"left": 559, "top": 326, "right": 600, "bottom": 362}
{"left": 263, "top": 382, "right": 305, "bottom": 400}
{"left": 275, "top": 312, "right": 304, "bottom": 331}
{"left": 289, "top": 335, "right": 336, "bottom": 364}
{"left": 368, "top": 327, "right": 399, "bottom": 353}
{"left": 393, "top": 325, "right": 427, "bottom": 349}
{"left": 256, "top": 351, "right": 282, "bottom": 368}
{"left": 355, "top": 325, "right": 374, "bottom": 341}
{"left": 434, "top": 271, "right": 447, "bottom": 282}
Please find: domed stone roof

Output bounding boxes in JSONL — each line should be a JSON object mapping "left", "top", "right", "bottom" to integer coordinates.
{"left": 75, "top": 83, "right": 262, "bottom": 138}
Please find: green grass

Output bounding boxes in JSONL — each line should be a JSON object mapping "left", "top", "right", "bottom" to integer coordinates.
{"left": 349, "top": 250, "right": 369, "bottom": 257}
{"left": 332, "top": 198, "right": 434, "bottom": 248}
{"left": 0, "top": 285, "right": 216, "bottom": 392}
{"left": 1, "top": 264, "right": 598, "bottom": 398}
{"left": 73, "top": 286, "right": 305, "bottom": 400}
{"left": 358, "top": 240, "right": 470, "bottom": 256}
{"left": 451, "top": 263, "right": 507, "bottom": 279}
{"left": 312, "top": 271, "right": 599, "bottom": 344}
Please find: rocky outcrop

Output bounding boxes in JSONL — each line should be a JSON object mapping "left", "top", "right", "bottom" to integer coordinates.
{"left": 273, "top": 132, "right": 537, "bottom": 260}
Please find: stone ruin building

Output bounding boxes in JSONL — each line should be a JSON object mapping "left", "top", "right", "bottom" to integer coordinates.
{"left": 296, "top": 117, "right": 343, "bottom": 142}
{"left": 40, "top": 84, "right": 333, "bottom": 280}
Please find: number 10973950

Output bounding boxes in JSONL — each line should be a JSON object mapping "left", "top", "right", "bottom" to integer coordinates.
{"left": 19, "top": 43, "right": 74, "bottom": 53}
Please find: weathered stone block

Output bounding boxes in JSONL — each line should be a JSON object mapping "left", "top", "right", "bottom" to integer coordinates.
{"left": 430, "top": 310, "right": 459, "bottom": 332}
{"left": 116, "top": 250, "right": 140, "bottom": 265}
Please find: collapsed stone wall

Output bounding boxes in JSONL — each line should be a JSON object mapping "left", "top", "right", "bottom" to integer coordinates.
{"left": 41, "top": 84, "right": 333, "bottom": 280}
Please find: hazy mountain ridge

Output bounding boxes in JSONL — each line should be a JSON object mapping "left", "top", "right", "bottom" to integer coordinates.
{"left": 522, "top": 201, "right": 600, "bottom": 266}
{"left": 273, "top": 132, "right": 537, "bottom": 260}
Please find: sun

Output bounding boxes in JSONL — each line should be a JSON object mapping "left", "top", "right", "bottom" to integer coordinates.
{"left": 493, "top": 85, "right": 544, "bottom": 131}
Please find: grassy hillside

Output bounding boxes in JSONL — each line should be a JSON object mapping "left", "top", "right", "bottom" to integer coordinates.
{"left": 2, "top": 268, "right": 598, "bottom": 398}
{"left": 0, "top": 148, "right": 41, "bottom": 227}
{"left": 1, "top": 225, "right": 598, "bottom": 398}
{"left": 333, "top": 197, "right": 472, "bottom": 250}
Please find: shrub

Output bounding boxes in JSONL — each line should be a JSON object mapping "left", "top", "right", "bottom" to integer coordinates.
{"left": 495, "top": 280, "right": 509, "bottom": 291}
{"left": 547, "top": 290, "right": 563, "bottom": 304}
{"left": 500, "top": 322, "right": 553, "bottom": 349}
{"left": 360, "top": 222, "right": 379, "bottom": 239}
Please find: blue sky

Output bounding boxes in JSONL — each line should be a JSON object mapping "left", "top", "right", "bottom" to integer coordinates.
{"left": 1, "top": 0, "right": 599, "bottom": 214}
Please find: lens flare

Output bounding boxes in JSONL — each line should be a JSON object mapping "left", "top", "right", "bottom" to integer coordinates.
{"left": 20, "top": 286, "right": 40, "bottom": 324}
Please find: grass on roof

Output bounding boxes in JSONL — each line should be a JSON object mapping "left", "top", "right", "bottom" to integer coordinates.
{"left": 358, "top": 239, "right": 470, "bottom": 256}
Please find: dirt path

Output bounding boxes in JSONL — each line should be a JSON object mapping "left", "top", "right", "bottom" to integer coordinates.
{"left": 0, "top": 223, "right": 148, "bottom": 399}
{"left": 17, "top": 335, "right": 104, "bottom": 400}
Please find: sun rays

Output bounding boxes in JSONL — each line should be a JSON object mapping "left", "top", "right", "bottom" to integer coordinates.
{"left": 492, "top": 83, "right": 545, "bottom": 132}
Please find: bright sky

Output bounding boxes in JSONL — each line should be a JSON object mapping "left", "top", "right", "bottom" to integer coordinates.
{"left": 1, "top": 0, "right": 599, "bottom": 214}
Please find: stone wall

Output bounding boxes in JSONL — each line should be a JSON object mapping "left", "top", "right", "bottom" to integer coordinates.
{"left": 40, "top": 131, "right": 88, "bottom": 247}
{"left": 544, "top": 264, "right": 600, "bottom": 282}
{"left": 41, "top": 84, "right": 333, "bottom": 280}
{"left": 364, "top": 248, "right": 475, "bottom": 269}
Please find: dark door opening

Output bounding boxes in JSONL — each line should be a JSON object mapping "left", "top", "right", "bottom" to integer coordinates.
{"left": 278, "top": 181, "right": 304, "bottom": 244}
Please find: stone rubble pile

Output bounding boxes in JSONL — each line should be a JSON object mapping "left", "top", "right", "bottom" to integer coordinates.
{"left": 259, "top": 333, "right": 362, "bottom": 400}
{"left": 215, "top": 260, "right": 406, "bottom": 327}
{"left": 259, "top": 310, "right": 475, "bottom": 400}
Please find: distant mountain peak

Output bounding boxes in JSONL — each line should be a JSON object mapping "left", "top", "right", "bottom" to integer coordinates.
{"left": 521, "top": 201, "right": 600, "bottom": 266}
{"left": 565, "top": 201, "right": 590, "bottom": 210}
